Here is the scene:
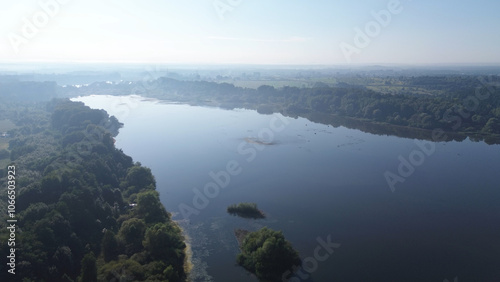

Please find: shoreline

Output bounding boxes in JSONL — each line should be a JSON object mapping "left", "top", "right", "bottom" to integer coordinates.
{"left": 234, "top": 229, "right": 251, "bottom": 249}
{"left": 96, "top": 99, "right": 194, "bottom": 282}
{"left": 174, "top": 220, "right": 194, "bottom": 282}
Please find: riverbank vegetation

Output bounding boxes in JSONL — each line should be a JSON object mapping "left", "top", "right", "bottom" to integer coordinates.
{"left": 227, "top": 202, "right": 265, "bottom": 219}
{"left": 0, "top": 99, "right": 186, "bottom": 281}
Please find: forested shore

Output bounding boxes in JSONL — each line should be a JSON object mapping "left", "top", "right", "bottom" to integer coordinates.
{"left": 0, "top": 99, "right": 187, "bottom": 281}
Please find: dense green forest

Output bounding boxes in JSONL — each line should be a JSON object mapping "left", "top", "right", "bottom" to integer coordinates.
{"left": 0, "top": 100, "right": 186, "bottom": 281}
{"left": 236, "top": 227, "right": 301, "bottom": 281}
{"left": 63, "top": 75, "right": 500, "bottom": 143}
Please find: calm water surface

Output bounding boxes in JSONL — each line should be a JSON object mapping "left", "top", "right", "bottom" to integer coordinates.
{"left": 74, "top": 95, "right": 500, "bottom": 282}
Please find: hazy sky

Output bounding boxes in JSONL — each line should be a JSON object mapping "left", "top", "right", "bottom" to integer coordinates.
{"left": 0, "top": 0, "right": 499, "bottom": 65}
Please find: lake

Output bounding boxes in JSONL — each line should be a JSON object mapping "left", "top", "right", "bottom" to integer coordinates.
{"left": 74, "top": 95, "right": 500, "bottom": 282}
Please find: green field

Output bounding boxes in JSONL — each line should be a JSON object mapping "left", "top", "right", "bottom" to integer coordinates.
{"left": 0, "top": 141, "right": 8, "bottom": 151}
{"left": 217, "top": 77, "right": 341, "bottom": 89}
{"left": 0, "top": 119, "right": 16, "bottom": 132}
{"left": 218, "top": 79, "right": 312, "bottom": 89}
{"left": 0, "top": 158, "right": 11, "bottom": 168}
{"left": 365, "top": 85, "right": 442, "bottom": 95}
{"left": 215, "top": 77, "right": 444, "bottom": 96}
{"left": 0, "top": 119, "right": 16, "bottom": 166}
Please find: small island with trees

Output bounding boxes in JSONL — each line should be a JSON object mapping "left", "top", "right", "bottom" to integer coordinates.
{"left": 227, "top": 202, "right": 265, "bottom": 219}
{"left": 235, "top": 227, "right": 301, "bottom": 281}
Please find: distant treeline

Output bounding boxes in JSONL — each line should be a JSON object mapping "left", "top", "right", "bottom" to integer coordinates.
{"left": 0, "top": 81, "right": 58, "bottom": 101}
{"left": 64, "top": 75, "right": 500, "bottom": 143}
{"left": 1, "top": 75, "right": 499, "bottom": 143}
{"left": 0, "top": 100, "right": 186, "bottom": 281}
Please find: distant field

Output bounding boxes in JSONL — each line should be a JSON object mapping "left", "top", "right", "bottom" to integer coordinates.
{"left": 217, "top": 78, "right": 341, "bottom": 89}
{"left": 0, "top": 119, "right": 16, "bottom": 165}
{"left": 0, "top": 119, "right": 16, "bottom": 132}
{"left": 0, "top": 158, "right": 10, "bottom": 168}
{"left": 0, "top": 141, "right": 8, "bottom": 150}
{"left": 366, "top": 85, "right": 441, "bottom": 95}
{"left": 0, "top": 139, "right": 10, "bottom": 168}
{"left": 218, "top": 79, "right": 311, "bottom": 89}
{"left": 214, "top": 79, "right": 444, "bottom": 96}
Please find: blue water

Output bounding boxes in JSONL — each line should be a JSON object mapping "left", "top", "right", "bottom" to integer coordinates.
{"left": 75, "top": 95, "right": 500, "bottom": 282}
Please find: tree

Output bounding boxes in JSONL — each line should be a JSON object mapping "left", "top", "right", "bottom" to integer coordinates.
{"left": 79, "top": 253, "right": 97, "bottom": 282}
{"left": 126, "top": 166, "right": 155, "bottom": 188}
{"left": 227, "top": 202, "right": 265, "bottom": 219}
{"left": 123, "top": 166, "right": 156, "bottom": 196}
{"left": 101, "top": 230, "right": 119, "bottom": 262}
{"left": 143, "top": 223, "right": 185, "bottom": 265}
{"left": 98, "top": 258, "right": 145, "bottom": 282}
{"left": 118, "top": 218, "right": 146, "bottom": 255}
{"left": 0, "top": 148, "right": 9, "bottom": 159}
{"left": 135, "top": 191, "right": 168, "bottom": 224}
{"left": 40, "top": 173, "right": 63, "bottom": 204}
{"left": 52, "top": 246, "right": 75, "bottom": 279}
{"left": 237, "top": 227, "right": 301, "bottom": 281}
{"left": 482, "top": 117, "right": 500, "bottom": 133}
